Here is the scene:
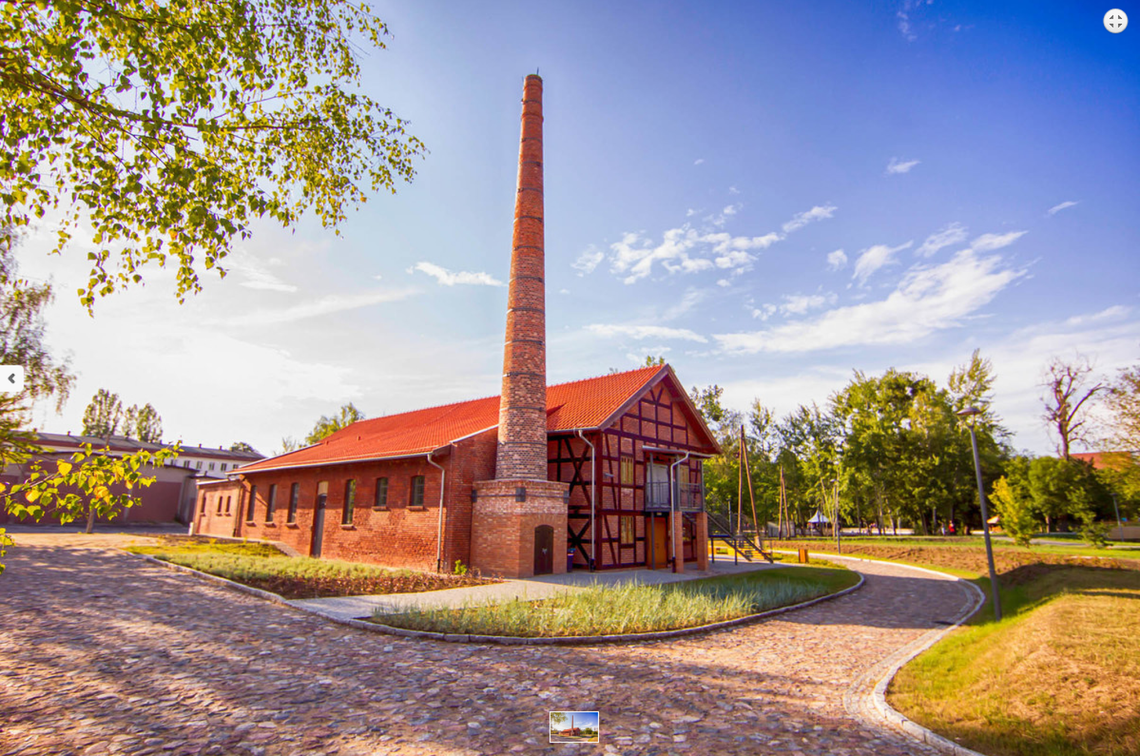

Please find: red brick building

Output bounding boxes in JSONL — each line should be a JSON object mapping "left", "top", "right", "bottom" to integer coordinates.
{"left": 195, "top": 75, "right": 720, "bottom": 577}
{"left": 195, "top": 365, "right": 718, "bottom": 577}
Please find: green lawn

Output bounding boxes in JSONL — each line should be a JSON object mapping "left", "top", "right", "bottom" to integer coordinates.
{"left": 372, "top": 563, "right": 858, "bottom": 637}
{"left": 890, "top": 566, "right": 1140, "bottom": 756}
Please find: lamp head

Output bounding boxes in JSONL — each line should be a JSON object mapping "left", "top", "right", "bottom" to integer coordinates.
{"left": 956, "top": 406, "right": 982, "bottom": 419}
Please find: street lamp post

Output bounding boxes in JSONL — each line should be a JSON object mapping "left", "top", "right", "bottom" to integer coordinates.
{"left": 833, "top": 478, "right": 842, "bottom": 555}
{"left": 957, "top": 406, "right": 1002, "bottom": 621}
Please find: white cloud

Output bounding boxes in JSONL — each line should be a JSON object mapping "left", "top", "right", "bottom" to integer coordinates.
{"left": 1048, "top": 201, "right": 1079, "bottom": 215}
{"left": 970, "top": 231, "right": 1027, "bottom": 252}
{"left": 751, "top": 304, "right": 777, "bottom": 321}
{"left": 222, "top": 289, "right": 418, "bottom": 327}
{"left": 586, "top": 324, "right": 708, "bottom": 343}
{"left": 781, "top": 205, "right": 837, "bottom": 234}
{"left": 223, "top": 253, "right": 298, "bottom": 293}
{"left": 780, "top": 292, "right": 838, "bottom": 315}
{"left": 1064, "top": 305, "right": 1130, "bottom": 327}
{"left": 886, "top": 157, "right": 920, "bottom": 174}
{"left": 559, "top": 288, "right": 570, "bottom": 295}
{"left": 603, "top": 203, "right": 833, "bottom": 284}
{"left": 853, "top": 240, "right": 913, "bottom": 285}
{"left": 408, "top": 262, "right": 505, "bottom": 287}
{"left": 715, "top": 249, "right": 1026, "bottom": 354}
{"left": 916, "top": 222, "right": 968, "bottom": 257}
{"left": 826, "top": 249, "right": 848, "bottom": 271}
{"left": 716, "top": 279, "right": 731, "bottom": 288}
{"left": 728, "top": 186, "right": 740, "bottom": 195}
{"left": 662, "top": 289, "right": 706, "bottom": 321}
{"left": 752, "top": 292, "right": 838, "bottom": 320}
{"left": 572, "top": 245, "right": 604, "bottom": 275}
{"left": 694, "top": 158, "right": 705, "bottom": 166}
{"left": 608, "top": 227, "right": 776, "bottom": 284}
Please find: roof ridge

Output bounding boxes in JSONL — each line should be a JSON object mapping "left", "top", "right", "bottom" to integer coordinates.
{"left": 346, "top": 364, "right": 664, "bottom": 425}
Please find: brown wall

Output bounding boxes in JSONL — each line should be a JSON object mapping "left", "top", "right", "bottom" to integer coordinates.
{"left": 1, "top": 459, "right": 194, "bottom": 526}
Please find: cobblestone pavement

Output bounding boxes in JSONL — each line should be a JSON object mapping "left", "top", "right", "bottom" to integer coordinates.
{"left": 0, "top": 540, "right": 973, "bottom": 756}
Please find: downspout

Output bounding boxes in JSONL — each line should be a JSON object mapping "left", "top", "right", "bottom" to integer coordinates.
{"left": 426, "top": 447, "right": 448, "bottom": 573}
{"left": 576, "top": 430, "right": 596, "bottom": 571}
{"left": 669, "top": 451, "right": 692, "bottom": 569}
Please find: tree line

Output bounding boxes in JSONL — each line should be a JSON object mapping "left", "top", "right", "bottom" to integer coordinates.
{"left": 685, "top": 350, "right": 1140, "bottom": 543}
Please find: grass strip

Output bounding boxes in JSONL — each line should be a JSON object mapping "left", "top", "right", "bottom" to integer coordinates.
{"left": 372, "top": 564, "right": 857, "bottom": 637}
{"left": 889, "top": 566, "right": 1140, "bottom": 756}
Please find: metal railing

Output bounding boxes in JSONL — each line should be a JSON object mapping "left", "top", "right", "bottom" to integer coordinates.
{"left": 706, "top": 510, "right": 774, "bottom": 563}
{"left": 644, "top": 482, "right": 703, "bottom": 512}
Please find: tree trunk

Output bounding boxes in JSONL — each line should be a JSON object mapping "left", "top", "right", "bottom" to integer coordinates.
{"left": 85, "top": 507, "right": 96, "bottom": 534}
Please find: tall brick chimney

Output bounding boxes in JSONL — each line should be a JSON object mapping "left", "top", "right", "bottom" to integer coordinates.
{"left": 471, "top": 75, "right": 568, "bottom": 579}
{"left": 496, "top": 74, "right": 547, "bottom": 481}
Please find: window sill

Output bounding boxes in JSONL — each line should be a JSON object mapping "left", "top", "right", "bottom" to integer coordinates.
{"left": 285, "top": 523, "right": 299, "bottom": 529}
{"left": 408, "top": 506, "right": 426, "bottom": 512}
{"left": 340, "top": 524, "right": 356, "bottom": 530}
{"left": 262, "top": 522, "right": 276, "bottom": 528}
{"left": 372, "top": 506, "right": 388, "bottom": 512}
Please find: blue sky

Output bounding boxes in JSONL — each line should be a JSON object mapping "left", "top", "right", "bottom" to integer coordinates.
{"left": 20, "top": 1, "right": 1140, "bottom": 457}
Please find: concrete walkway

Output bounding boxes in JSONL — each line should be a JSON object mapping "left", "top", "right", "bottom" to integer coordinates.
{"left": 294, "top": 559, "right": 784, "bottom": 621}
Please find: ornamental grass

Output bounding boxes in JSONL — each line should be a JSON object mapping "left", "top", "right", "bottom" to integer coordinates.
{"left": 129, "top": 538, "right": 495, "bottom": 599}
{"left": 375, "top": 566, "right": 855, "bottom": 637}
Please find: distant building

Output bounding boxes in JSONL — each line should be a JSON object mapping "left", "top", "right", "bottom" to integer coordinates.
{"left": 1070, "top": 451, "right": 1138, "bottom": 471}
{"left": 0, "top": 432, "right": 264, "bottom": 525}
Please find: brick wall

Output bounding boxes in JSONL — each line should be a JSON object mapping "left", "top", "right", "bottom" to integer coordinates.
{"left": 470, "top": 478, "right": 568, "bottom": 578}
{"left": 195, "top": 438, "right": 499, "bottom": 573}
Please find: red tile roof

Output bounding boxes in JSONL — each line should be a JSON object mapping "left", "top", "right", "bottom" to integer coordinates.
{"left": 240, "top": 365, "right": 673, "bottom": 473}
{"left": 1070, "top": 451, "right": 1138, "bottom": 470}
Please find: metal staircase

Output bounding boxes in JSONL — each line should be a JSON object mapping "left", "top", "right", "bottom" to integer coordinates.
{"left": 706, "top": 510, "right": 774, "bottom": 564}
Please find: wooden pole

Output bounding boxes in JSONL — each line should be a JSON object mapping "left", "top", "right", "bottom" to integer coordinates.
{"left": 743, "top": 427, "right": 760, "bottom": 551}
{"left": 778, "top": 464, "right": 787, "bottom": 539}
{"left": 736, "top": 426, "right": 744, "bottom": 544}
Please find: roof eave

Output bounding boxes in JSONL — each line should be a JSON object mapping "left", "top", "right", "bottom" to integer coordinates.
{"left": 236, "top": 446, "right": 452, "bottom": 476}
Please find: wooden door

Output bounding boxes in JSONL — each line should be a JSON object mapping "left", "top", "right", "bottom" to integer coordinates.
{"left": 651, "top": 517, "right": 668, "bottom": 569}
{"left": 311, "top": 491, "right": 327, "bottom": 558}
{"left": 534, "top": 525, "right": 554, "bottom": 575}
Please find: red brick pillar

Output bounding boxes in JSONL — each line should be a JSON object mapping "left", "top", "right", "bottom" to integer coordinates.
{"left": 496, "top": 74, "right": 547, "bottom": 480}
{"left": 695, "top": 511, "right": 709, "bottom": 571}
{"left": 471, "top": 75, "right": 568, "bottom": 579}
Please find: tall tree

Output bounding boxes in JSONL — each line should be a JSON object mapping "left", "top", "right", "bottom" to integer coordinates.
{"left": 82, "top": 389, "right": 122, "bottom": 437}
{"left": 305, "top": 403, "right": 366, "bottom": 445}
{"left": 990, "top": 457, "right": 1037, "bottom": 547}
{"left": 1041, "top": 355, "right": 1104, "bottom": 460}
{"left": 2, "top": 0, "right": 425, "bottom": 309}
{"left": 125, "top": 403, "right": 162, "bottom": 443}
{"left": 0, "top": 229, "right": 75, "bottom": 409}
{"left": 1104, "top": 361, "right": 1140, "bottom": 451}
{"left": 229, "top": 441, "right": 257, "bottom": 454}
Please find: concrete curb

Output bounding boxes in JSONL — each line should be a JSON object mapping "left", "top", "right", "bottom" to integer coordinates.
{"left": 808, "top": 553, "right": 990, "bottom": 756}
{"left": 128, "top": 551, "right": 864, "bottom": 646}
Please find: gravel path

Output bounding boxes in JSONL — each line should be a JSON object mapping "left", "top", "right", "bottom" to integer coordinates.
{"left": 0, "top": 540, "right": 974, "bottom": 756}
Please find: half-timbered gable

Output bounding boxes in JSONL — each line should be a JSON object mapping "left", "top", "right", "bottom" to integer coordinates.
{"left": 549, "top": 367, "right": 719, "bottom": 571}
